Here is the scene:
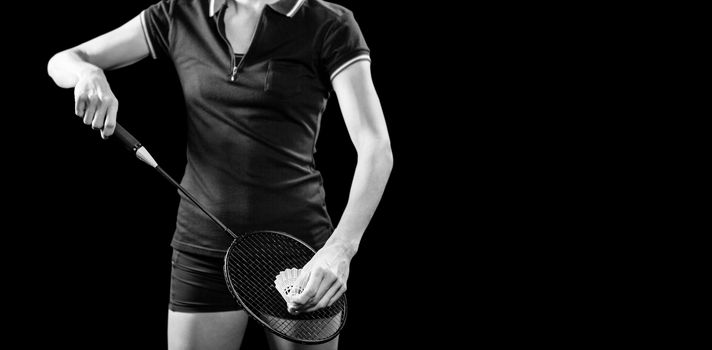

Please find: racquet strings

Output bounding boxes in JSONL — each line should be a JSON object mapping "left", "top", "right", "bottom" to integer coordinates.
{"left": 225, "top": 231, "right": 347, "bottom": 343}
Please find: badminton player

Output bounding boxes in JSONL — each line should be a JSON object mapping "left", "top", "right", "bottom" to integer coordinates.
{"left": 47, "top": 0, "right": 392, "bottom": 349}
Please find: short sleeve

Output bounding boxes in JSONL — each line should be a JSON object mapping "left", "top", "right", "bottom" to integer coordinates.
{"left": 320, "top": 11, "right": 371, "bottom": 81}
{"left": 140, "top": 0, "right": 175, "bottom": 60}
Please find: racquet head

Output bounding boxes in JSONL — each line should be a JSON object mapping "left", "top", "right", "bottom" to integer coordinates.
{"left": 224, "top": 230, "right": 347, "bottom": 344}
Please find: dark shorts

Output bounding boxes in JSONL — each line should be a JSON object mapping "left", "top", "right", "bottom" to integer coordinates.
{"left": 169, "top": 249, "right": 242, "bottom": 313}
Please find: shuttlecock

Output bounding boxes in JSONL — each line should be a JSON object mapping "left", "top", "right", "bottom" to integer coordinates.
{"left": 274, "top": 268, "right": 304, "bottom": 302}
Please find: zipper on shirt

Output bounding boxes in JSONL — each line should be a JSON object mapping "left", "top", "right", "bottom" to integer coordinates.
{"left": 217, "top": 6, "right": 265, "bottom": 83}
{"left": 216, "top": 10, "right": 237, "bottom": 82}
{"left": 230, "top": 65, "right": 239, "bottom": 81}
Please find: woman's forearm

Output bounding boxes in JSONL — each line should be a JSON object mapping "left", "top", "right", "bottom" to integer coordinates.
{"left": 47, "top": 15, "right": 150, "bottom": 89}
{"left": 325, "top": 138, "right": 393, "bottom": 257}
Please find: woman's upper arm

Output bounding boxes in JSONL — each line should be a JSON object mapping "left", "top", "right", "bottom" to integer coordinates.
{"left": 332, "top": 60, "right": 390, "bottom": 151}
{"left": 72, "top": 14, "right": 150, "bottom": 70}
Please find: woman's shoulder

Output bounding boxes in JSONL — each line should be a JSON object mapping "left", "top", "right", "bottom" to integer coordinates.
{"left": 304, "top": 0, "right": 357, "bottom": 21}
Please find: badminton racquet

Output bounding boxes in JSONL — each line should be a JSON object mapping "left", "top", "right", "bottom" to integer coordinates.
{"left": 111, "top": 123, "right": 347, "bottom": 344}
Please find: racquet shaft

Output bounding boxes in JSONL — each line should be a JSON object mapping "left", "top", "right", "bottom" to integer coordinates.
{"left": 154, "top": 166, "right": 236, "bottom": 238}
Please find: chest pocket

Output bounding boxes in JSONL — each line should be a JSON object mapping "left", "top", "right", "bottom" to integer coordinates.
{"left": 265, "top": 60, "right": 307, "bottom": 99}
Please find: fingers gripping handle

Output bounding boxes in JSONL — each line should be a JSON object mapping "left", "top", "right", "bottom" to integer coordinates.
{"left": 113, "top": 123, "right": 158, "bottom": 168}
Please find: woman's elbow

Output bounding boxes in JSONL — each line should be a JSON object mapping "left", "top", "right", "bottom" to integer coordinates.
{"left": 356, "top": 137, "right": 391, "bottom": 167}
{"left": 382, "top": 140, "right": 393, "bottom": 172}
{"left": 373, "top": 138, "right": 393, "bottom": 175}
{"left": 47, "top": 51, "right": 70, "bottom": 88}
{"left": 47, "top": 49, "right": 84, "bottom": 88}
{"left": 47, "top": 52, "right": 60, "bottom": 80}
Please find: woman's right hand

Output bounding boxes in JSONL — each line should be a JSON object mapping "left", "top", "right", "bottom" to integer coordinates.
{"left": 48, "top": 14, "right": 151, "bottom": 137}
{"left": 74, "top": 67, "right": 118, "bottom": 139}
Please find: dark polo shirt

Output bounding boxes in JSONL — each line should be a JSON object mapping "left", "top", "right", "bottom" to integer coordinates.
{"left": 140, "top": 0, "right": 370, "bottom": 257}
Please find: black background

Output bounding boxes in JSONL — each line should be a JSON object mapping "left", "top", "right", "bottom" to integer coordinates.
{"left": 8, "top": 0, "right": 461, "bottom": 348}
{"left": 4, "top": 3, "right": 661, "bottom": 347}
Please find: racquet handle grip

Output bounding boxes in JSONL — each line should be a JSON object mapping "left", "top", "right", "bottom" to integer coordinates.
{"left": 113, "top": 123, "right": 142, "bottom": 152}
{"left": 111, "top": 123, "right": 158, "bottom": 168}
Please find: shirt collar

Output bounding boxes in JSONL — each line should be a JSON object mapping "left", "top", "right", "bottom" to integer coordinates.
{"left": 209, "top": 0, "right": 306, "bottom": 18}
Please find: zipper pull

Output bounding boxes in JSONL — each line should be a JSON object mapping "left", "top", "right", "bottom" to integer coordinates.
{"left": 230, "top": 65, "right": 238, "bottom": 82}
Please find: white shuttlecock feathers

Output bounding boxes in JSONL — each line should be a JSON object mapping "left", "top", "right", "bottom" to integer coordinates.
{"left": 274, "top": 268, "right": 305, "bottom": 302}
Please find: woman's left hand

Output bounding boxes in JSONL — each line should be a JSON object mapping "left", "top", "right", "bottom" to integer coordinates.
{"left": 287, "top": 242, "right": 353, "bottom": 314}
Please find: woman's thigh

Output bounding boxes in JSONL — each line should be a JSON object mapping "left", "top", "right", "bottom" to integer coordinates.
{"left": 167, "top": 249, "right": 247, "bottom": 349}
{"left": 168, "top": 310, "right": 249, "bottom": 350}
